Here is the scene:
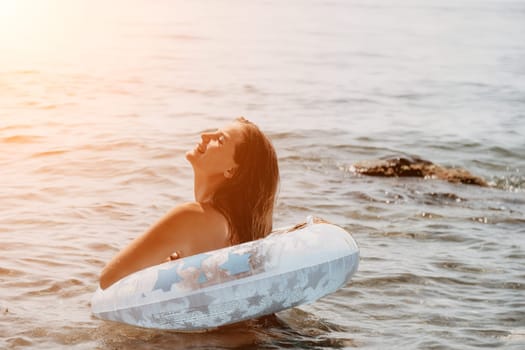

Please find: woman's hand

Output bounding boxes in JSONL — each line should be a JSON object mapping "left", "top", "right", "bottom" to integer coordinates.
{"left": 165, "top": 251, "right": 181, "bottom": 262}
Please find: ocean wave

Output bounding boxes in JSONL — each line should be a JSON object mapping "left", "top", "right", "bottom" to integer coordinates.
{"left": 0, "top": 135, "right": 45, "bottom": 144}
{"left": 490, "top": 174, "right": 525, "bottom": 192}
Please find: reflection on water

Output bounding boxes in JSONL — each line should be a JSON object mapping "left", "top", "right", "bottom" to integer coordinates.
{"left": 1, "top": 0, "right": 524, "bottom": 349}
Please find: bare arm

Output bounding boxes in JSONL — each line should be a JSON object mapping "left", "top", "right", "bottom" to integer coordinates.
{"left": 99, "top": 202, "right": 229, "bottom": 290}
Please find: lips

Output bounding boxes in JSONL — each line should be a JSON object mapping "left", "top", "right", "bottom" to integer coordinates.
{"left": 197, "top": 143, "right": 206, "bottom": 154}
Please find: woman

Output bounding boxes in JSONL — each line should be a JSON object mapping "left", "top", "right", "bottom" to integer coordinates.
{"left": 99, "top": 117, "right": 279, "bottom": 289}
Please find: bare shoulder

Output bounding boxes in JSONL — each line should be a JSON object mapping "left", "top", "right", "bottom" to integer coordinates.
{"left": 160, "top": 202, "right": 230, "bottom": 256}
{"left": 165, "top": 202, "right": 227, "bottom": 226}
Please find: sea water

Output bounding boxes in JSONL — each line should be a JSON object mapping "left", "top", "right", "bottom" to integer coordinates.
{"left": 1, "top": 0, "right": 524, "bottom": 348}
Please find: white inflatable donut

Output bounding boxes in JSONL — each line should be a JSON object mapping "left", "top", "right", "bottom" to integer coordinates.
{"left": 91, "top": 217, "right": 359, "bottom": 331}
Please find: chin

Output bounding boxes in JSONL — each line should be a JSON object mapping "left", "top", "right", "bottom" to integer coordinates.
{"left": 185, "top": 150, "right": 194, "bottom": 162}
{"left": 185, "top": 150, "right": 201, "bottom": 168}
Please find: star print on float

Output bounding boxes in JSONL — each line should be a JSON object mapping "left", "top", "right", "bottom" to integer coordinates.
{"left": 153, "top": 265, "right": 184, "bottom": 292}
{"left": 219, "top": 252, "right": 252, "bottom": 275}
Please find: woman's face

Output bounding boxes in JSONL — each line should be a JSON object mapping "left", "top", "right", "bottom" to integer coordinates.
{"left": 186, "top": 121, "right": 245, "bottom": 179}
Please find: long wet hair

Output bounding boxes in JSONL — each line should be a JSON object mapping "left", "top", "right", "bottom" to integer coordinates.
{"left": 212, "top": 117, "right": 279, "bottom": 244}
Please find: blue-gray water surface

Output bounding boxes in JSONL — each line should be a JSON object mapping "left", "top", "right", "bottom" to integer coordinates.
{"left": 1, "top": 0, "right": 524, "bottom": 349}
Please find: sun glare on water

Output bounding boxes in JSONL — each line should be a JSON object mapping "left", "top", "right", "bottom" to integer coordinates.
{"left": 0, "top": 1, "right": 60, "bottom": 50}
{"left": 0, "top": 0, "right": 111, "bottom": 68}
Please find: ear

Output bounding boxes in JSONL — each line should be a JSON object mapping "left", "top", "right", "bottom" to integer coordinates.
{"left": 224, "top": 166, "right": 237, "bottom": 179}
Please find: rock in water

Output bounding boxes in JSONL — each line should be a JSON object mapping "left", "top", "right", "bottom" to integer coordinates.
{"left": 352, "top": 156, "right": 488, "bottom": 186}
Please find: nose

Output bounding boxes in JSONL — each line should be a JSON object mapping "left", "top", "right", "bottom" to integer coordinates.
{"left": 200, "top": 134, "right": 210, "bottom": 146}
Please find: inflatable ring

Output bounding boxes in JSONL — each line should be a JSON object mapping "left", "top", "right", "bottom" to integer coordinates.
{"left": 91, "top": 216, "right": 359, "bottom": 331}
